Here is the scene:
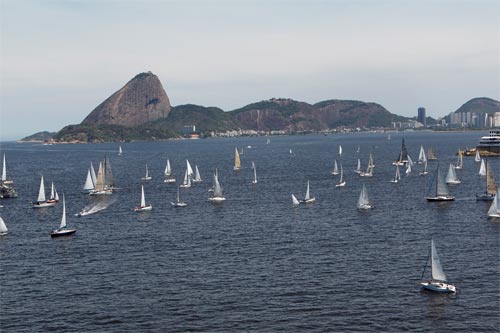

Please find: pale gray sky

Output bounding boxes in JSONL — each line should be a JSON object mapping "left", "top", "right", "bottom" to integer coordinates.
{"left": 1, "top": 0, "right": 499, "bottom": 140}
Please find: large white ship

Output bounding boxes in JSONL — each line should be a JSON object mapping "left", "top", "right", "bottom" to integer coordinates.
{"left": 465, "top": 128, "right": 500, "bottom": 156}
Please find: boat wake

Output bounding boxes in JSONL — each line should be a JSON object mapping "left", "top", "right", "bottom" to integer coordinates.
{"left": 76, "top": 198, "right": 116, "bottom": 217}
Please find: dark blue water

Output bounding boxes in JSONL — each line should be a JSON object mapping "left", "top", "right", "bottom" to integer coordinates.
{"left": 1, "top": 132, "right": 499, "bottom": 332}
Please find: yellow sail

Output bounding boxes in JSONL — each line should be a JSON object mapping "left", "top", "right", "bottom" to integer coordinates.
{"left": 234, "top": 147, "right": 241, "bottom": 170}
{"left": 486, "top": 161, "right": 498, "bottom": 195}
{"left": 95, "top": 161, "right": 105, "bottom": 191}
{"left": 428, "top": 147, "right": 437, "bottom": 160}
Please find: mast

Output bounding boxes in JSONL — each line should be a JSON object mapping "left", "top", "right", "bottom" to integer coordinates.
{"left": 37, "top": 176, "right": 46, "bottom": 202}
{"left": 1, "top": 154, "right": 6, "bottom": 181}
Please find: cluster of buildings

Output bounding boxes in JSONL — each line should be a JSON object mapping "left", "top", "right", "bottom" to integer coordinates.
{"left": 443, "top": 111, "right": 500, "bottom": 128}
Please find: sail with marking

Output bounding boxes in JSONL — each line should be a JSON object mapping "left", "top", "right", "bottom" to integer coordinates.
{"left": 234, "top": 148, "right": 241, "bottom": 170}
{"left": 84, "top": 169, "right": 94, "bottom": 191}
{"left": 213, "top": 170, "right": 223, "bottom": 197}
{"left": 95, "top": 162, "right": 105, "bottom": 191}
{"left": 37, "top": 176, "right": 46, "bottom": 202}
{"left": 104, "top": 157, "right": 113, "bottom": 187}
{"left": 431, "top": 240, "right": 447, "bottom": 281}
{"left": 305, "top": 181, "right": 311, "bottom": 201}
{"left": 479, "top": 159, "right": 486, "bottom": 176}
{"left": 2, "top": 154, "right": 6, "bottom": 181}
{"left": 418, "top": 146, "right": 426, "bottom": 163}
{"left": 90, "top": 162, "right": 97, "bottom": 186}
{"left": 435, "top": 166, "right": 449, "bottom": 196}
{"left": 357, "top": 184, "right": 370, "bottom": 208}
{"left": 0, "top": 217, "right": 7, "bottom": 234}
{"left": 60, "top": 195, "right": 67, "bottom": 229}
{"left": 186, "top": 160, "right": 194, "bottom": 176}
{"left": 140, "top": 185, "right": 146, "bottom": 207}
{"left": 486, "top": 161, "right": 498, "bottom": 195}
{"left": 475, "top": 150, "right": 481, "bottom": 162}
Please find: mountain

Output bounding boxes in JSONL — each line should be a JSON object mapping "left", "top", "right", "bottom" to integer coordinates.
{"left": 18, "top": 131, "right": 57, "bottom": 142}
{"left": 454, "top": 97, "right": 500, "bottom": 114}
{"left": 82, "top": 72, "right": 171, "bottom": 127}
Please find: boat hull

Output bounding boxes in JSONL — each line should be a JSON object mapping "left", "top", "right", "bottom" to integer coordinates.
{"left": 33, "top": 201, "right": 56, "bottom": 208}
{"left": 421, "top": 281, "right": 456, "bottom": 293}
{"left": 426, "top": 196, "right": 455, "bottom": 201}
{"left": 141, "top": 176, "right": 152, "bottom": 181}
{"left": 335, "top": 182, "right": 346, "bottom": 187}
{"left": 171, "top": 202, "right": 187, "bottom": 207}
{"left": 358, "top": 204, "right": 373, "bottom": 210}
{"left": 89, "top": 190, "right": 112, "bottom": 196}
{"left": 300, "top": 198, "right": 316, "bottom": 204}
{"left": 476, "top": 193, "right": 495, "bottom": 201}
{"left": 50, "top": 229, "right": 77, "bottom": 237}
{"left": 209, "top": 197, "right": 226, "bottom": 202}
{"left": 164, "top": 178, "right": 176, "bottom": 183}
{"left": 134, "top": 205, "right": 152, "bottom": 212}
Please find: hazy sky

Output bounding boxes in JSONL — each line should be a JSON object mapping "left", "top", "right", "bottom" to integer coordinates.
{"left": 1, "top": 0, "right": 499, "bottom": 140}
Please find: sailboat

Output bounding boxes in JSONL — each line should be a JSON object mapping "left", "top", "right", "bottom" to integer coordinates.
{"left": 354, "top": 158, "right": 362, "bottom": 174}
{"left": 335, "top": 164, "right": 346, "bottom": 187}
{"left": 193, "top": 165, "right": 202, "bottom": 183}
{"left": 164, "top": 159, "right": 176, "bottom": 183}
{"left": 171, "top": 186, "right": 187, "bottom": 207}
{"left": 387, "top": 134, "right": 391, "bottom": 140}
{"left": 427, "top": 147, "right": 437, "bottom": 161}
{"left": 331, "top": 160, "right": 340, "bottom": 175}
{"left": 338, "top": 145, "right": 343, "bottom": 157}
{"left": 426, "top": 164, "right": 455, "bottom": 201}
{"left": 405, "top": 162, "right": 412, "bottom": 176}
{"left": 1, "top": 154, "right": 13, "bottom": 185}
{"left": 356, "top": 146, "right": 360, "bottom": 153}
{"left": 454, "top": 149, "right": 463, "bottom": 169}
{"left": 445, "top": 163, "right": 461, "bottom": 184}
{"left": 419, "top": 160, "right": 429, "bottom": 176}
{"left": 82, "top": 168, "right": 94, "bottom": 193}
{"left": 289, "top": 148, "right": 294, "bottom": 156}
{"left": 141, "top": 165, "right": 152, "bottom": 180}
{"left": 476, "top": 160, "right": 498, "bottom": 201}
{"left": 89, "top": 161, "right": 112, "bottom": 195}
{"left": 0, "top": 217, "right": 8, "bottom": 235}
{"left": 487, "top": 190, "right": 500, "bottom": 218}
{"left": 360, "top": 158, "right": 374, "bottom": 177}
{"left": 300, "top": 180, "right": 316, "bottom": 204}
{"left": 478, "top": 158, "right": 486, "bottom": 176}
{"left": 420, "top": 240, "right": 456, "bottom": 293}
{"left": 33, "top": 176, "right": 56, "bottom": 208}
{"left": 134, "top": 185, "right": 152, "bottom": 212}
{"left": 103, "top": 156, "right": 114, "bottom": 189}
{"left": 390, "top": 165, "right": 401, "bottom": 183}
{"left": 368, "top": 153, "right": 375, "bottom": 168}
{"left": 475, "top": 149, "right": 481, "bottom": 162}
{"left": 50, "top": 194, "right": 77, "bottom": 237}
{"left": 90, "top": 162, "right": 97, "bottom": 186}
{"left": 251, "top": 161, "right": 257, "bottom": 184}
{"left": 234, "top": 147, "right": 241, "bottom": 171}
{"left": 239, "top": 147, "right": 244, "bottom": 155}
{"left": 393, "top": 138, "right": 409, "bottom": 166}
{"left": 209, "top": 169, "right": 226, "bottom": 202}
{"left": 118, "top": 146, "right": 122, "bottom": 156}
{"left": 357, "top": 184, "right": 373, "bottom": 209}
{"left": 417, "top": 145, "right": 427, "bottom": 164}
{"left": 180, "top": 169, "right": 192, "bottom": 188}
{"left": 291, "top": 194, "right": 300, "bottom": 206}
{"left": 266, "top": 138, "right": 270, "bottom": 145}
{"left": 47, "top": 182, "right": 60, "bottom": 203}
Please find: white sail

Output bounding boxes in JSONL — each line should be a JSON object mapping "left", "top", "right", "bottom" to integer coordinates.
{"left": 176, "top": 186, "right": 181, "bottom": 203}
{"left": 0, "top": 217, "right": 7, "bottom": 234}
{"left": 475, "top": 150, "right": 481, "bottom": 162}
{"left": 338, "top": 165, "right": 344, "bottom": 184}
{"left": 436, "top": 166, "right": 450, "bottom": 196}
{"left": 332, "top": 160, "right": 339, "bottom": 175}
{"left": 357, "top": 184, "right": 370, "bottom": 208}
{"left": 182, "top": 169, "right": 191, "bottom": 187}
{"left": 50, "top": 182, "right": 55, "bottom": 200}
{"left": 2, "top": 154, "right": 6, "bottom": 181}
{"left": 60, "top": 195, "right": 67, "bottom": 229}
{"left": 165, "top": 159, "right": 172, "bottom": 176}
{"left": 487, "top": 192, "right": 499, "bottom": 216}
{"left": 395, "top": 166, "right": 401, "bottom": 181}
{"left": 368, "top": 153, "right": 374, "bottom": 167}
{"left": 289, "top": 149, "right": 293, "bottom": 155}
{"left": 140, "top": 185, "right": 146, "bottom": 207}
{"left": 355, "top": 159, "right": 361, "bottom": 172}
{"left": 90, "top": 162, "right": 97, "bottom": 186}
{"left": 118, "top": 146, "right": 122, "bottom": 155}
{"left": 406, "top": 163, "right": 412, "bottom": 175}
{"left": 418, "top": 146, "right": 426, "bottom": 163}
{"left": 194, "top": 165, "right": 202, "bottom": 182}
{"left": 291, "top": 194, "right": 300, "bottom": 206}
{"left": 338, "top": 145, "right": 343, "bottom": 156}
{"left": 455, "top": 150, "right": 463, "bottom": 169}
{"left": 445, "top": 164, "right": 454, "bottom": 183}
{"left": 145, "top": 165, "right": 149, "bottom": 178}
{"left": 251, "top": 161, "right": 257, "bottom": 183}
{"left": 95, "top": 162, "right": 105, "bottom": 191}
{"left": 305, "top": 181, "right": 311, "bottom": 201}
{"left": 431, "top": 240, "right": 447, "bottom": 281}
{"left": 54, "top": 189, "right": 59, "bottom": 201}
{"left": 422, "top": 160, "right": 428, "bottom": 173}
{"left": 407, "top": 154, "right": 414, "bottom": 167}
{"left": 186, "top": 160, "right": 194, "bottom": 176}
{"left": 37, "top": 176, "right": 46, "bottom": 202}
{"left": 479, "top": 158, "right": 486, "bottom": 176}
{"left": 213, "top": 171, "right": 223, "bottom": 197}
{"left": 83, "top": 169, "right": 94, "bottom": 191}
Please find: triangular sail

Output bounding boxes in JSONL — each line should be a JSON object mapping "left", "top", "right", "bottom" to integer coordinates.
{"left": 213, "top": 170, "right": 223, "bottom": 197}
{"left": 165, "top": 159, "right": 172, "bottom": 176}
{"left": 292, "top": 194, "right": 300, "bottom": 205}
{"left": 406, "top": 163, "right": 412, "bottom": 175}
{"left": 339, "top": 165, "right": 344, "bottom": 183}
{"left": 456, "top": 150, "right": 463, "bottom": 168}
{"left": 0, "top": 217, "right": 7, "bottom": 233}
{"left": 358, "top": 185, "right": 369, "bottom": 207}
{"left": 338, "top": 145, "right": 342, "bottom": 156}
{"left": 60, "top": 195, "right": 67, "bottom": 229}
{"left": 145, "top": 165, "right": 149, "bottom": 178}
{"left": 252, "top": 161, "right": 257, "bottom": 183}
{"left": 186, "top": 160, "right": 194, "bottom": 176}
{"left": 407, "top": 155, "right": 414, "bottom": 167}
{"left": 50, "top": 182, "right": 55, "bottom": 200}
{"left": 95, "top": 162, "right": 105, "bottom": 191}
{"left": 104, "top": 157, "right": 113, "bottom": 187}
{"left": 90, "top": 162, "right": 97, "bottom": 186}
{"left": 396, "top": 138, "right": 408, "bottom": 162}
{"left": 418, "top": 146, "right": 426, "bottom": 163}
{"left": 356, "top": 159, "right": 361, "bottom": 172}
{"left": 54, "top": 190, "right": 59, "bottom": 201}
{"left": 194, "top": 165, "right": 202, "bottom": 181}
{"left": 182, "top": 169, "right": 191, "bottom": 186}
{"left": 435, "top": 166, "right": 449, "bottom": 196}
{"left": 234, "top": 148, "right": 241, "bottom": 169}
{"left": 395, "top": 166, "right": 401, "bottom": 180}
{"left": 486, "top": 161, "right": 498, "bottom": 195}
{"left": 428, "top": 147, "right": 437, "bottom": 160}
{"left": 2, "top": 154, "right": 6, "bottom": 181}
{"left": 475, "top": 150, "right": 481, "bottom": 162}
{"left": 333, "top": 160, "right": 339, "bottom": 174}
{"left": 176, "top": 186, "right": 181, "bottom": 203}
{"left": 423, "top": 160, "right": 428, "bottom": 173}
{"left": 118, "top": 146, "right": 122, "bottom": 155}
{"left": 431, "top": 240, "right": 447, "bottom": 281}
{"left": 487, "top": 191, "right": 499, "bottom": 216}
{"left": 479, "top": 159, "right": 486, "bottom": 176}
{"left": 446, "top": 164, "right": 455, "bottom": 183}
{"left": 37, "top": 176, "right": 46, "bottom": 202}
{"left": 305, "top": 181, "right": 311, "bottom": 200}
{"left": 368, "top": 154, "right": 374, "bottom": 168}
{"left": 140, "top": 185, "right": 146, "bottom": 207}
{"left": 84, "top": 169, "right": 94, "bottom": 190}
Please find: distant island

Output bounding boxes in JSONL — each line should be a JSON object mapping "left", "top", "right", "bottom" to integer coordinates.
{"left": 19, "top": 71, "right": 499, "bottom": 143}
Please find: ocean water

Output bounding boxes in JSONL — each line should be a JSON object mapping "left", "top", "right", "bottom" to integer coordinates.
{"left": 0, "top": 131, "right": 499, "bottom": 332}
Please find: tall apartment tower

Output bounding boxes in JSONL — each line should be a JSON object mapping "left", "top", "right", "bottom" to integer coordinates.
{"left": 417, "top": 107, "right": 426, "bottom": 127}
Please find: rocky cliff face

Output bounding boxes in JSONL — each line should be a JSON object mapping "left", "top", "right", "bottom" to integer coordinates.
{"left": 82, "top": 72, "right": 171, "bottom": 127}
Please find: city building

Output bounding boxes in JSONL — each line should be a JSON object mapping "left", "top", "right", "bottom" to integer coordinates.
{"left": 417, "top": 107, "right": 426, "bottom": 127}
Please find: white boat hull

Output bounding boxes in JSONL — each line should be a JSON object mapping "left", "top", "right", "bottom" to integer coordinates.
{"left": 335, "top": 182, "right": 346, "bottom": 187}
{"left": 209, "top": 197, "right": 226, "bottom": 202}
{"left": 141, "top": 176, "right": 152, "bottom": 181}
{"left": 300, "top": 198, "right": 316, "bottom": 204}
{"left": 164, "top": 178, "right": 176, "bottom": 183}
{"left": 134, "top": 205, "right": 152, "bottom": 212}
{"left": 426, "top": 196, "right": 455, "bottom": 201}
{"left": 446, "top": 180, "right": 461, "bottom": 185}
{"left": 171, "top": 202, "right": 188, "bottom": 207}
{"left": 50, "top": 228, "right": 77, "bottom": 237}
{"left": 421, "top": 281, "right": 456, "bottom": 293}
{"left": 89, "top": 189, "right": 112, "bottom": 196}
{"left": 33, "top": 201, "right": 56, "bottom": 208}
{"left": 358, "top": 204, "right": 373, "bottom": 210}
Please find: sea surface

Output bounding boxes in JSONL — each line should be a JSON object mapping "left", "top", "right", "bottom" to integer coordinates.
{"left": 0, "top": 131, "right": 499, "bottom": 332}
